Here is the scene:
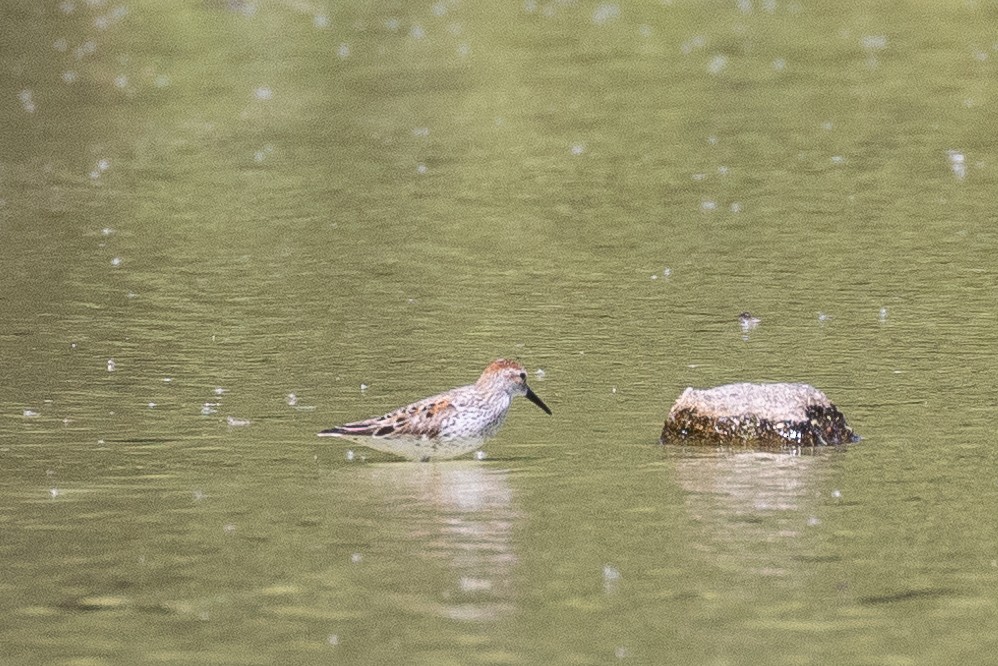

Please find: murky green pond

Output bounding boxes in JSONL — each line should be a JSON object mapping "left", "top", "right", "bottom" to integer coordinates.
{"left": 3, "top": 0, "right": 998, "bottom": 663}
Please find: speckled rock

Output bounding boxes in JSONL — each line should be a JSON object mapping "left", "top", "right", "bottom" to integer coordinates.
{"left": 660, "top": 382, "right": 858, "bottom": 447}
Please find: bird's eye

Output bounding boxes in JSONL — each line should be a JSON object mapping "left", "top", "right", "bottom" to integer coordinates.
{"left": 519, "top": 372, "right": 526, "bottom": 381}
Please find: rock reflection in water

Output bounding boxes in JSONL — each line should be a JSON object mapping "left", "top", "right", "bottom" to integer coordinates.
{"left": 673, "top": 450, "right": 826, "bottom": 577}
{"left": 356, "top": 462, "right": 518, "bottom": 622}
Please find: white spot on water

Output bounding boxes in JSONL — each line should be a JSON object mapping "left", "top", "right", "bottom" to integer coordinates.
{"left": 570, "top": 143, "right": 586, "bottom": 155}
{"left": 345, "top": 449, "right": 355, "bottom": 461}
{"left": 534, "top": 368, "right": 546, "bottom": 379}
{"left": 700, "top": 200, "right": 717, "bottom": 212}
{"left": 286, "top": 393, "right": 298, "bottom": 406}
{"left": 730, "top": 202, "right": 743, "bottom": 213}
{"left": 707, "top": 54, "right": 728, "bottom": 74}
{"left": 807, "top": 516, "right": 821, "bottom": 526}
{"left": 106, "top": 359, "right": 116, "bottom": 372}
{"left": 947, "top": 150, "right": 966, "bottom": 180}
{"left": 416, "top": 163, "right": 428, "bottom": 174}
{"left": 860, "top": 35, "right": 888, "bottom": 51}
{"left": 327, "top": 634, "right": 339, "bottom": 646}
{"left": 681, "top": 36, "right": 707, "bottom": 55}
{"left": 110, "top": 257, "right": 122, "bottom": 267}
{"left": 254, "top": 86, "right": 273, "bottom": 100}
{"left": 351, "top": 552, "right": 363, "bottom": 563}
{"left": 831, "top": 155, "right": 845, "bottom": 164}
{"left": 313, "top": 14, "right": 329, "bottom": 28}
{"left": 114, "top": 74, "right": 128, "bottom": 89}
{"left": 50, "top": 488, "right": 60, "bottom": 498}
{"left": 18, "top": 90, "right": 36, "bottom": 114}
{"left": 214, "top": 387, "right": 226, "bottom": 395}
{"left": 147, "top": 402, "right": 156, "bottom": 409}
{"left": 592, "top": 3, "right": 620, "bottom": 24}
{"left": 23, "top": 409, "right": 40, "bottom": 418}
{"left": 475, "top": 450, "right": 486, "bottom": 460}
{"left": 832, "top": 489, "right": 842, "bottom": 498}
{"left": 879, "top": 307, "right": 889, "bottom": 322}
{"left": 199, "top": 401, "right": 216, "bottom": 415}
{"left": 359, "top": 383, "right": 368, "bottom": 393}
{"left": 772, "top": 58, "right": 786, "bottom": 72}
{"left": 337, "top": 43, "right": 351, "bottom": 59}
{"left": 409, "top": 24, "right": 426, "bottom": 40}
{"left": 227, "top": 416, "right": 250, "bottom": 427}
{"left": 385, "top": 17, "right": 400, "bottom": 31}
{"left": 62, "top": 70, "right": 79, "bottom": 84}
{"left": 412, "top": 126, "right": 430, "bottom": 137}
{"left": 602, "top": 565, "right": 621, "bottom": 593}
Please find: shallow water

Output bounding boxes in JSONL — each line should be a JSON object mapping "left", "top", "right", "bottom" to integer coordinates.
{"left": 2, "top": 1, "right": 998, "bottom": 663}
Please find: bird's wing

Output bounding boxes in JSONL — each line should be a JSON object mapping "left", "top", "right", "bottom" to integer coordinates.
{"left": 318, "top": 393, "right": 458, "bottom": 439}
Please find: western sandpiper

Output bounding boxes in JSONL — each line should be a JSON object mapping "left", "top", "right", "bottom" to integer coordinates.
{"left": 318, "top": 359, "right": 552, "bottom": 461}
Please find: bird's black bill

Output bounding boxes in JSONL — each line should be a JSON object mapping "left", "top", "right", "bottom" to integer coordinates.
{"left": 525, "top": 387, "right": 552, "bottom": 415}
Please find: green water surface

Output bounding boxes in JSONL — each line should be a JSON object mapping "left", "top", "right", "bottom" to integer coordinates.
{"left": 2, "top": 1, "right": 997, "bottom": 664}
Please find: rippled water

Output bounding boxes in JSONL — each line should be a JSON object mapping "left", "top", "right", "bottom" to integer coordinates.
{"left": 2, "top": 1, "right": 998, "bottom": 663}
